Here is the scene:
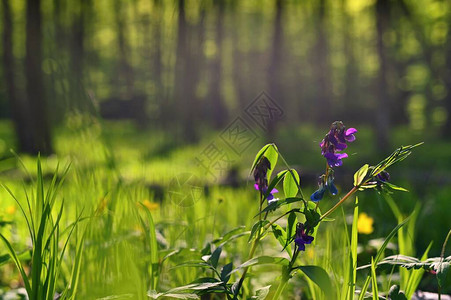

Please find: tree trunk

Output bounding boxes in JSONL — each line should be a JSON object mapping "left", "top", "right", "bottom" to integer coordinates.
{"left": 25, "top": 0, "right": 53, "bottom": 154}
{"left": 208, "top": 0, "right": 227, "bottom": 129}
{"left": 2, "top": 0, "right": 35, "bottom": 152}
{"left": 314, "top": 0, "right": 333, "bottom": 123}
{"left": 375, "top": 0, "right": 391, "bottom": 152}
{"left": 153, "top": 0, "right": 164, "bottom": 124}
{"left": 70, "top": 0, "right": 87, "bottom": 109}
{"left": 267, "top": 0, "right": 284, "bottom": 140}
{"left": 173, "top": 0, "right": 200, "bottom": 142}
{"left": 443, "top": 18, "right": 451, "bottom": 138}
{"left": 114, "top": 0, "right": 134, "bottom": 98}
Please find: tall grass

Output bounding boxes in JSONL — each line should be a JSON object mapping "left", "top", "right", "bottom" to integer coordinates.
{"left": 0, "top": 156, "right": 83, "bottom": 300}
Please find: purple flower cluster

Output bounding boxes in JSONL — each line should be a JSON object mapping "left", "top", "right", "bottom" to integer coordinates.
{"left": 320, "top": 121, "right": 357, "bottom": 168}
{"left": 253, "top": 156, "right": 278, "bottom": 202}
{"left": 294, "top": 222, "right": 314, "bottom": 251}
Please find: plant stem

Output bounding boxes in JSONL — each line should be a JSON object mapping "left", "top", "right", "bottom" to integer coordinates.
{"left": 272, "top": 277, "right": 288, "bottom": 300}
{"left": 234, "top": 192, "right": 265, "bottom": 298}
{"left": 271, "top": 247, "right": 300, "bottom": 300}
{"left": 320, "top": 186, "right": 358, "bottom": 221}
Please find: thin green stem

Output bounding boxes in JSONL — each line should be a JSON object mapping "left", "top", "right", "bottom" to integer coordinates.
{"left": 440, "top": 228, "right": 451, "bottom": 259}
{"left": 275, "top": 148, "right": 307, "bottom": 205}
{"left": 261, "top": 210, "right": 296, "bottom": 236}
{"left": 438, "top": 228, "right": 451, "bottom": 300}
{"left": 271, "top": 247, "right": 300, "bottom": 300}
{"left": 272, "top": 278, "right": 288, "bottom": 300}
{"left": 234, "top": 192, "right": 266, "bottom": 299}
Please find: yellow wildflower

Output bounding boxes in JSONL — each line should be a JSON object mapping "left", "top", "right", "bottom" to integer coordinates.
{"left": 142, "top": 199, "right": 159, "bottom": 211}
{"left": 358, "top": 212, "right": 374, "bottom": 234}
{"left": 6, "top": 205, "right": 16, "bottom": 215}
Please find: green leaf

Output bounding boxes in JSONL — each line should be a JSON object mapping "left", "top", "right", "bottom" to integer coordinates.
{"left": 211, "top": 226, "right": 245, "bottom": 245}
{"left": 167, "top": 282, "right": 223, "bottom": 293}
{"left": 0, "top": 233, "right": 32, "bottom": 296}
{"left": 264, "top": 144, "right": 279, "bottom": 181}
{"left": 388, "top": 285, "right": 407, "bottom": 300}
{"left": 151, "top": 293, "right": 198, "bottom": 299}
{"left": 220, "top": 263, "right": 233, "bottom": 284}
{"left": 257, "top": 197, "right": 302, "bottom": 216}
{"left": 249, "top": 220, "right": 269, "bottom": 242}
{"left": 369, "top": 143, "right": 423, "bottom": 178}
{"left": 371, "top": 257, "right": 378, "bottom": 300}
{"left": 354, "top": 164, "right": 369, "bottom": 186}
{"left": 271, "top": 224, "right": 291, "bottom": 258}
{"left": 283, "top": 169, "right": 300, "bottom": 198}
{"left": 263, "top": 170, "right": 288, "bottom": 200}
{"left": 383, "top": 182, "right": 408, "bottom": 192}
{"left": 405, "top": 242, "right": 432, "bottom": 298}
{"left": 228, "top": 256, "right": 289, "bottom": 278}
{"left": 296, "top": 265, "right": 333, "bottom": 299}
{"left": 209, "top": 246, "right": 222, "bottom": 269}
{"left": 251, "top": 285, "right": 271, "bottom": 299}
{"left": 358, "top": 216, "right": 411, "bottom": 300}
{"left": 251, "top": 144, "right": 272, "bottom": 172}
{"left": 285, "top": 212, "right": 297, "bottom": 252}
{"left": 250, "top": 144, "right": 278, "bottom": 181}
{"left": 347, "top": 197, "right": 359, "bottom": 300}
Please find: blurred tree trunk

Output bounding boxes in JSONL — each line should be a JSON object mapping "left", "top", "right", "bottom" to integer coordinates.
{"left": 231, "top": 0, "right": 246, "bottom": 110}
{"left": 152, "top": 0, "right": 165, "bottom": 123}
{"left": 443, "top": 18, "right": 451, "bottom": 138}
{"left": 342, "top": 0, "right": 359, "bottom": 121}
{"left": 375, "top": 0, "right": 390, "bottom": 152}
{"left": 25, "top": 0, "right": 53, "bottom": 154}
{"left": 208, "top": 0, "right": 227, "bottom": 129}
{"left": 314, "top": 0, "right": 333, "bottom": 123}
{"left": 53, "top": 0, "right": 65, "bottom": 51}
{"left": 114, "top": 0, "right": 134, "bottom": 98}
{"left": 2, "top": 0, "right": 34, "bottom": 152}
{"left": 70, "top": 0, "right": 87, "bottom": 109}
{"left": 267, "top": 0, "right": 284, "bottom": 140}
{"left": 174, "top": 0, "right": 198, "bottom": 142}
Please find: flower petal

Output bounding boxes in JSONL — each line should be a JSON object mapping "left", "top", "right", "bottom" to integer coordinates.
{"left": 295, "top": 239, "right": 306, "bottom": 251}
{"left": 304, "top": 235, "right": 314, "bottom": 244}
{"left": 335, "top": 142, "right": 347, "bottom": 151}
{"left": 345, "top": 128, "right": 357, "bottom": 142}
{"left": 310, "top": 188, "right": 325, "bottom": 202}
{"left": 346, "top": 128, "right": 357, "bottom": 135}
{"left": 336, "top": 153, "right": 348, "bottom": 159}
{"left": 268, "top": 197, "right": 279, "bottom": 204}
{"left": 327, "top": 181, "right": 338, "bottom": 196}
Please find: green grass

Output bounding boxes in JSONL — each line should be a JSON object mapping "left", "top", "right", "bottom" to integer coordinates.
{"left": 0, "top": 117, "right": 450, "bottom": 298}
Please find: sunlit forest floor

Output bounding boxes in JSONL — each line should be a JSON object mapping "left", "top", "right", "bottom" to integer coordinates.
{"left": 0, "top": 116, "right": 451, "bottom": 298}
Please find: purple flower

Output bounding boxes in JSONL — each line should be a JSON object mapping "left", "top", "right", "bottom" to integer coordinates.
{"left": 254, "top": 184, "right": 278, "bottom": 202}
{"left": 294, "top": 223, "right": 314, "bottom": 251}
{"left": 310, "top": 174, "right": 338, "bottom": 202}
{"left": 376, "top": 171, "right": 390, "bottom": 182}
{"left": 320, "top": 121, "right": 357, "bottom": 168}
{"left": 324, "top": 152, "right": 348, "bottom": 168}
{"left": 310, "top": 186, "right": 326, "bottom": 202}
{"left": 326, "top": 176, "right": 338, "bottom": 195}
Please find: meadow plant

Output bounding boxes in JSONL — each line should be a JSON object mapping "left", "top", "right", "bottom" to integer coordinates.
{"left": 1, "top": 121, "right": 449, "bottom": 300}
{"left": 160, "top": 120, "right": 449, "bottom": 300}
{"left": 0, "top": 157, "right": 84, "bottom": 300}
